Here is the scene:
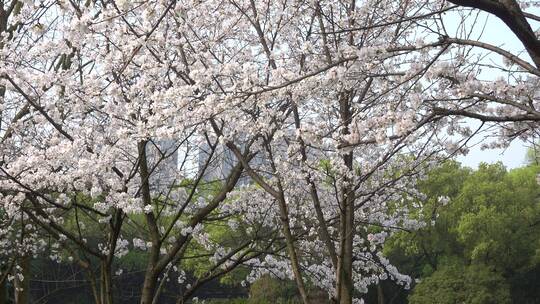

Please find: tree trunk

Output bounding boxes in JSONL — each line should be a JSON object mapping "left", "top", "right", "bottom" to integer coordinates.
{"left": 140, "top": 268, "right": 158, "bottom": 304}
{"left": 337, "top": 92, "right": 355, "bottom": 304}
{"left": 377, "top": 283, "right": 385, "bottom": 304}
{"left": 265, "top": 141, "right": 311, "bottom": 304}
{"left": 138, "top": 141, "right": 162, "bottom": 304}
{"left": 0, "top": 277, "right": 7, "bottom": 304}
{"left": 14, "top": 255, "right": 30, "bottom": 304}
{"left": 337, "top": 2, "right": 358, "bottom": 301}
{"left": 337, "top": 184, "right": 354, "bottom": 304}
{"left": 100, "top": 261, "right": 114, "bottom": 304}
{"left": 86, "top": 268, "right": 101, "bottom": 304}
{"left": 276, "top": 195, "right": 311, "bottom": 304}
{"left": 292, "top": 105, "right": 339, "bottom": 272}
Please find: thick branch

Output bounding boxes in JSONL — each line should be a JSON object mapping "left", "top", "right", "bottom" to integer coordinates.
{"left": 447, "top": 0, "right": 540, "bottom": 68}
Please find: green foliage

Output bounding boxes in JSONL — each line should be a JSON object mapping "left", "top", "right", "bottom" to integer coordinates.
{"left": 409, "top": 262, "right": 511, "bottom": 304}
{"left": 525, "top": 144, "right": 540, "bottom": 165}
{"left": 173, "top": 180, "right": 258, "bottom": 285}
{"left": 204, "top": 299, "right": 249, "bottom": 304}
{"left": 117, "top": 251, "right": 147, "bottom": 270}
{"left": 454, "top": 163, "right": 540, "bottom": 272}
{"left": 383, "top": 161, "right": 470, "bottom": 276}
{"left": 248, "top": 275, "right": 300, "bottom": 304}
{"left": 200, "top": 275, "right": 303, "bottom": 304}
{"left": 385, "top": 161, "right": 540, "bottom": 303}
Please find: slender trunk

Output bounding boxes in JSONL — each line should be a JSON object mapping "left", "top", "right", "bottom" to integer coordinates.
{"left": 14, "top": 255, "right": 30, "bottom": 304}
{"left": 309, "top": 183, "right": 338, "bottom": 268}
{"left": 87, "top": 268, "right": 101, "bottom": 304}
{"left": 217, "top": 125, "right": 310, "bottom": 303}
{"left": 152, "top": 245, "right": 188, "bottom": 304}
{"left": 377, "top": 283, "right": 385, "bottom": 304}
{"left": 0, "top": 277, "right": 6, "bottom": 304}
{"left": 337, "top": 2, "right": 357, "bottom": 302}
{"left": 140, "top": 246, "right": 161, "bottom": 304}
{"left": 138, "top": 141, "right": 162, "bottom": 304}
{"left": 140, "top": 267, "right": 158, "bottom": 304}
{"left": 264, "top": 141, "right": 311, "bottom": 304}
{"left": 337, "top": 185, "right": 354, "bottom": 304}
{"left": 100, "top": 261, "right": 113, "bottom": 304}
{"left": 337, "top": 92, "right": 355, "bottom": 304}
{"left": 150, "top": 271, "right": 167, "bottom": 304}
{"left": 292, "top": 105, "right": 338, "bottom": 271}
{"left": 276, "top": 195, "right": 311, "bottom": 304}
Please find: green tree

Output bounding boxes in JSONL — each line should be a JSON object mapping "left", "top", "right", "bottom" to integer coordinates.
{"left": 385, "top": 162, "right": 540, "bottom": 303}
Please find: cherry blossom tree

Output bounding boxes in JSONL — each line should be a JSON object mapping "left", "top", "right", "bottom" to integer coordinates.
{"left": 0, "top": 1, "right": 278, "bottom": 303}
{"left": 0, "top": 1, "right": 538, "bottom": 304}
{"left": 205, "top": 0, "right": 540, "bottom": 303}
{"left": 209, "top": 1, "right": 448, "bottom": 303}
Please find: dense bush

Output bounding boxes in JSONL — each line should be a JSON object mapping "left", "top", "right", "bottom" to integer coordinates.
{"left": 409, "top": 262, "right": 511, "bottom": 304}
{"left": 248, "top": 275, "right": 301, "bottom": 304}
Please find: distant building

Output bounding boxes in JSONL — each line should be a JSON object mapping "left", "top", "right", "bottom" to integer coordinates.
{"left": 146, "top": 140, "right": 179, "bottom": 193}
{"left": 198, "top": 141, "right": 258, "bottom": 185}
{"left": 148, "top": 136, "right": 271, "bottom": 190}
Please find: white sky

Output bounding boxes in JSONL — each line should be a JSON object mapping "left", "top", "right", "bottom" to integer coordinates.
{"left": 458, "top": 139, "right": 528, "bottom": 169}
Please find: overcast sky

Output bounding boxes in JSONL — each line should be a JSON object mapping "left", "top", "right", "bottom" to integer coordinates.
{"left": 458, "top": 139, "right": 528, "bottom": 169}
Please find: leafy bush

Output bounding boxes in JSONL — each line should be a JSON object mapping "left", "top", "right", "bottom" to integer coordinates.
{"left": 248, "top": 275, "right": 300, "bottom": 304}
{"left": 409, "top": 262, "right": 511, "bottom": 304}
{"left": 204, "top": 298, "right": 249, "bottom": 304}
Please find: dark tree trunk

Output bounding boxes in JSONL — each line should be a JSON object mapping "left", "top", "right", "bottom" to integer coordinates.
{"left": 14, "top": 256, "right": 30, "bottom": 304}
{"left": 0, "top": 277, "right": 7, "bottom": 304}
